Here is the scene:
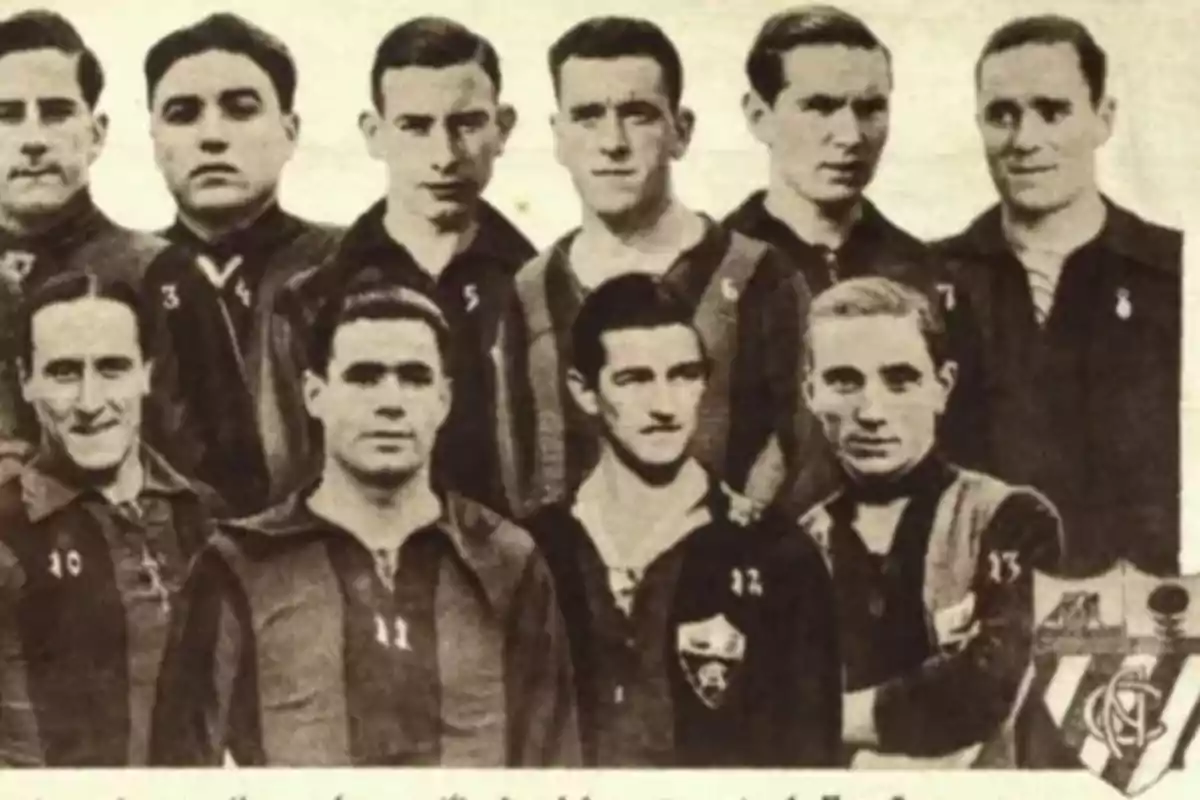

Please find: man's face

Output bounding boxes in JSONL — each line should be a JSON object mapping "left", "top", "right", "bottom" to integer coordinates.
{"left": 976, "top": 42, "right": 1113, "bottom": 216}
{"left": 552, "top": 56, "right": 692, "bottom": 222}
{"left": 749, "top": 45, "right": 890, "bottom": 207}
{"left": 0, "top": 48, "right": 105, "bottom": 225}
{"left": 806, "top": 313, "right": 954, "bottom": 481}
{"left": 305, "top": 317, "right": 451, "bottom": 486}
{"left": 569, "top": 323, "right": 707, "bottom": 470}
{"left": 150, "top": 50, "right": 297, "bottom": 223}
{"left": 21, "top": 297, "right": 149, "bottom": 475}
{"left": 361, "top": 62, "right": 513, "bottom": 231}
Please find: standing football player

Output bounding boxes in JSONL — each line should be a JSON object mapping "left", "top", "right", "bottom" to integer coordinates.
{"left": 0, "top": 272, "right": 218, "bottom": 765}
{"left": 0, "top": 11, "right": 165, "bottom": 445}
{"left": 725, "top": 5, "right": 989, "bottom": 505}
{"left": 523, "top": 273, "right": 840, "bottom": 766}
{"left": 268, "top": 17, "right": 534, "bottom": 512}
{"left": 496, "top": 16, "right": 820, "bottom": 521}
{"left": 151, "top": 279, "right": 578, "bottom": 767}
{"left": 937, "top": 15, "right": 1182, "bottom": 577}
{"left": 141, "top": 13, "right": 343, "bottom": 514}
{"left": 799, "top": 276, "right": 1061, "bottom": 767}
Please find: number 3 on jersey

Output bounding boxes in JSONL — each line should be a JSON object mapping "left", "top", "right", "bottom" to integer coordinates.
{"left": 49, "top": 548, "right": 83, "bottom": 579}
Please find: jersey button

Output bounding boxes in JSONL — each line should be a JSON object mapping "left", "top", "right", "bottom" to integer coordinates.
{"left": 614, "top": 685, "right": 625, "bottom": 704}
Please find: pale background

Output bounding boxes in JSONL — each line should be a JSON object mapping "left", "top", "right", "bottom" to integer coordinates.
{"left": 18, "top": 0, "right": 1198, "bottom": 572}
{"left": 3, "top": 0, "right": 1200, "bottom": 795}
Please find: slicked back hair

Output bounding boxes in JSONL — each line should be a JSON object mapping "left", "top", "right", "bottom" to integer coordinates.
{"left": 0, "top": 10, "right": 104, "bottom": 108}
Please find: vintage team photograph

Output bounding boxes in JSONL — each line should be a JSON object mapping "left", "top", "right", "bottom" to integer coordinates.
{"left": 0, "top": 0, "right": 1193, "bottom": 795}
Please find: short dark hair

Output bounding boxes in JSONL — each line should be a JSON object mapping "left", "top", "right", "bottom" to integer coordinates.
{"left": 18, "top": 270, "right": 151, "bottom": 370}
{"left": 370, "top": 17, "right": 501, "bottom": 111}
{"left": 977, "top": 15, "right": 1107, "bottom": 105}
{"left": 571, "top": 273, "right": 707, "bottom": 388}
{"left": 549, "top": 16, "right": 684, "bottom": 111}
{"left": 807, "top": 276, "right": 948, "bottom": 368}
{"left": 144, "top": 13, "right": 298, "bottom": 112}
{"left": 306, "top": 273, "right": 452, "bottom": 378}
{"left": 0, "top": 10, "right": 104, "bottom": 108}
{"left": 746, "top": 5, "right": 890, "bottom": 106}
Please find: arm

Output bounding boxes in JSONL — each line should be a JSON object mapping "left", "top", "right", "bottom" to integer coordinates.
{"left": 140, "top": 251, "right": 207, "bottom": 483}
{"left": 0, "top": 545, "right": 42, "bottom": 766}
{"left": 847, "top": 491, "right": 1062, "bottom": 755}
{"left": 504, "top": 551, "right": 582, "bottom": 767}
{"left": 150, "top": 544, "right": 249, "bottom": 766}
{"left": 768, "top": 529, "right": 843, "bottom": 766}
{"left": 745, "top": 263, "right": 821, "bottom": 512}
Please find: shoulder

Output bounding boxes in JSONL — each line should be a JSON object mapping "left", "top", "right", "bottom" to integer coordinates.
{"left": 286, "top": 216, "right": 347, "bottom": 260}
{"left": 1107, "top": 201, "right": 1182, "bottom": 277}
{"left": 82, "top": 220, "right": 170, "bottom": 282}
{"left": 446, "top": 492, "right": 539, "bottom": 564}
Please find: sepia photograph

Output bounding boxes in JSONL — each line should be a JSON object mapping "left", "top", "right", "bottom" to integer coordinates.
{"left": 0, "top": 0, "right": 1195, "bottom": 797}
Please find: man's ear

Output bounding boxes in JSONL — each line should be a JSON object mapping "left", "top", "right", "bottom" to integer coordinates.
{"left": 436, "top": 374, "right": 453, "bottom": 429}
{"left": 18, "top": 361, "right": 32, "bottom": 403}
{"left": 670, "top": 106, "right": 696, "bottom": 160}
{"left": 743, "top": 90, "right": 772, "bottom": 146}
{"left": 935, "top": 360, "right": 959, "bottom": 413}
{"left": 139, "top": 359, "right": 153, "bottom": 397}
{"left": 359, "top": 110, "right": 383, "bottom": 160}
{"left": 88, "top": 111, "right": 109, "bottom": 166}
{"left": 283, "top": 111, "right": 301, "bottom": 145}
{"left": 1095, "top": 95, "right": 1116, "bottom": 148}
{"left": 302, "top": 369, "right": 326, "bottom": 421}
{"left": 495, "top": 103, "right": 517, "bottom": 155}
{"left": 566, "top": 367, "right": 599, "bottom": 416}
{"left": 550, "top": 110, "right": 567, "bottom": 167}
{"left": 802, "top": 374, "right": 816, "bottom": 410}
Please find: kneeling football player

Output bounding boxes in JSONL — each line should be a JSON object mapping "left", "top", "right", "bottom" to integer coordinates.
{"left": 149, "top": 278, "right": 578, "bottom": 766}
{"left": 523, "top": 273, "right": 840, "bottom": 767}
{"left": 0, "top": 271, "right": 218, "bottom": 766}
{"left": 800, "top": 276, "right": 1062, "bottom": 767}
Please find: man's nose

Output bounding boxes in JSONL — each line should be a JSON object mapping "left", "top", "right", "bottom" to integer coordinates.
{"left": 197, "top": 109, "right": 230, "bottom": 152}
{"left": 429, "top": 125, "right": 461, "bottom": 172}
{"left": 853, "top": 384, "right": 889, "bottom": 426}
{"left": 1010, "top": 113, "right": 1047, "bottom": 152}
{"left": 828, "top": 106, "right": 865, "bottom": 147}
{"left": 75, "top": 370, "right": 105, "bottom": 414}
{"left": 597, "top": 112, "right": 631, "bottom": 158}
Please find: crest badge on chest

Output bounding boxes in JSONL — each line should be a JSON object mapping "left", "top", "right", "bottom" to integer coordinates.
{"left": 676, "top": 613, "right": 747, "bottom": 710}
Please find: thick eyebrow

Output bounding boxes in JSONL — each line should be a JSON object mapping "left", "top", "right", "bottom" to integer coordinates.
{"left": 42, "top": 357, "right": 84, "bottom": 374}
{"left": 447, "top": 109, "right": 490, "bottom": 127}
{"left": 614, "top": 99, "right": 662, "bottom": 117}
{"left": 821, "top": 365, "right": 863, "bottom": 383}
{"left": 666, "top": 360, "right": 707, "bottom": 379}
{"left": 1031, "top": 97, "right": 1072, "bottom": 115}
{"left": 611, "top": 365, "right": 655, "bottom": 382}
{"left": 341, "top": 360, "right": 436, "bottom": 381}
{"left": 393, "top": 112, "right": 435, "bottom": 127}
{"left": 95, "top": 355, "right": 135, "bottom": 371}
{"left": 219, "top": 87, "right": 263, "bottom": 106}
{"left": 567, "top": 101, "right": 606, "bottom": 121}
{"left": 38, "top": 97, "right": 78, "bottom": 115}
{"left": 880, "top": 363, "right": 923, "bottom": 383}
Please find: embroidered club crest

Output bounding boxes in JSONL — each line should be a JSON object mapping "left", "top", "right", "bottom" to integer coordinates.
{"left": 676, "top": 613, "right": 747, "bottom": 710}
{"left": 1031, "top": 563, "right": 1200, "bottom": 795}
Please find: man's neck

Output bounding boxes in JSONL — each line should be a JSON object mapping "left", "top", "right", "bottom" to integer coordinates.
{"left": 42, "top": 443, "right": 145, "bottom": 505}
{"left": 382, "top": 201, "right": 479, "bottom": 279}
{"left": 764, "top": 174, "right": 863, "bottom": 250}
{"left": 307, "top": 461, "right": 443, "bottom": 553}
{"left": 1002, "top": 188, "right": 1107, "bottom": 257}
{"left": 0, "top": 190, "right": 89, "bottom": 239}
{"left": 573, "top": 196, "right": 705, "bottom": 287}
{"left": 176, "top": 195, "right": 277, "bottom": 244}
{"left": 577, "top": 448, "right": 708, "bottom": 567}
